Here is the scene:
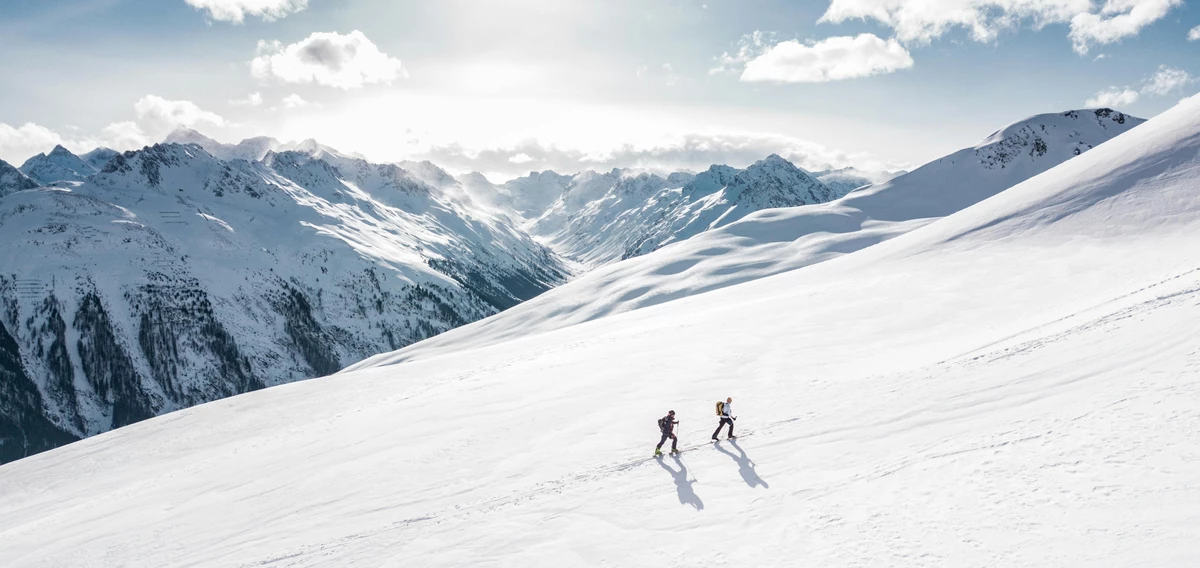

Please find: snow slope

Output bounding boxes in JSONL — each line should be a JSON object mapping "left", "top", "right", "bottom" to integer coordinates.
{"left": 1, "top": 98, "right": 1198, "bottom": 566}
{"left": 0, "top": 142, "right": 567, "bottom": 462}
{"left": 370, "top": 108, "right": 1144, "bottom": 361}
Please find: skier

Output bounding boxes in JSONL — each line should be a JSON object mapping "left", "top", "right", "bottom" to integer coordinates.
{"left": 655, "top": 410, "right": 680, "bottom": 456}
{"left": 712, "top": 397, "right": 736, "bottom": 441}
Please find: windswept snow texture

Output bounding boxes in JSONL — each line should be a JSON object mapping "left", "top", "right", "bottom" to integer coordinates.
{"left": 0, "top": 142, "right": 566, "bottom": 463}
{"left": 1, "top": 96, "right": 1198, "bottom": 567}
{"left": 361, "top": 108, "right": 1144, "bottom": 364}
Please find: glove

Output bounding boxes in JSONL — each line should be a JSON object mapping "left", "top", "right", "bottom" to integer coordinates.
{"left": 733, "top": 416, "right": 737, "bottom": 421}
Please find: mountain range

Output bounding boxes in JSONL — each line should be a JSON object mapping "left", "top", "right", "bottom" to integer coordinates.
{"left": 350, "top": 108, "right": 1144, "bottom": 364}
{"left": 1, "top": 126, "right": 878, "bottom": 461}
{"left": 0, "top": 140, "right": 568, "bottom": 462}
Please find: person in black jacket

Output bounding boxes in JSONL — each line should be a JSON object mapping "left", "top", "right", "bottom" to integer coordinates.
{"left": 655, "top": 410, "right": 679, "bottom": 456}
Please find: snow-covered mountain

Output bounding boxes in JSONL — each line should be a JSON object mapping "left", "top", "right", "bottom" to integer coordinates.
{"left": 484, "top": 154, "right": 838, "bottom": 266}
{"left": 81, "top": 147, "right": 119, "bottom": 171}
{"left": 0, "top": 159, "right": 39, "bottom": 197}
{"left": 18, "top": 145, "right": 99, "bottom": 184}
{"left": 2, "top": 96, "right": 1198, "bottom": 567}
{"left": 0, "top": 141, "right": 567, "bottom": 463}
{"left": 359, "top": 108, "right": 1145, "bottom": 362}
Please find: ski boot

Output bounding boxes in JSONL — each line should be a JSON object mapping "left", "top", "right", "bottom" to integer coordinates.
{"left": 654, "top": 448, "right": 663, "bottom": 457}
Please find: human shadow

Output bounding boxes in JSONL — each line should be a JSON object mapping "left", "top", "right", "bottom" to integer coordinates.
{"left": 657, "top": 454, "right": 704, "bottom": 510}
{"left": 715, "top": 439, "right": 769, "bottom": 489}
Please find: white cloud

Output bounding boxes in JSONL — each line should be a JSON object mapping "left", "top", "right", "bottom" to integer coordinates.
{"left": 1068, "top": 0, "right": 1182, "bottom": 54}
{"left": 184, "top": 0, "right": 307, "bottom": 23}
{"left": 740, "top": 34, "right": 913, "bottom": 83}
{"left": 508, "top": 152, "right": 534, "bottom": 164}
{"left": 0, "top": 123, "right": 65, "bottom": 164}
{"left": 1086, "top": 87, "right": 1140, "bottom": 107}
{"left": 133, "top": 95, "right": 226, "bottom": 139}
{"left": 1142, "top": 65, "right": 1192, "bottom": 96}
{"left": 711, "top": 31, "right": 776, "bottom": 75}
{"left": 251, "top": 30, "right": 407, "bottom": 89}
{"left": 1190, "top": 25, "right": 1200, "bottom": 41}
{"left": 820, "top": 0, "right": 1181, "bottom": 54}
{"left": 230, "top": 92, "right": 263, "bottom": 106}
{"left": 282, "top": 93, "right": 309, "bottom": 108}
{"left": 1083, "top": 65, "right": 1195, "bottom": 108}
{"left": 99, "top": 121, "right": 151, "bottom": 149}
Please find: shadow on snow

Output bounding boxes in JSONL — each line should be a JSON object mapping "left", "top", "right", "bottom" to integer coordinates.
{"left": 657, "top": 454, "right": 704, "bottom": 510}
{"left": 715, "top": 439, "right": 769, "bottom": 489}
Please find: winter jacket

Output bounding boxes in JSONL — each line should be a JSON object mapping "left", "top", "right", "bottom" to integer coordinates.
{"left": 659, "top": 416, "right": 678, "bottom": 433}
{"left": 721, "top": 402, "right": 733, "bottom": 419}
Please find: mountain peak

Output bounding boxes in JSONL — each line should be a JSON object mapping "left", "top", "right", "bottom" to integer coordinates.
{"left": 18, "top": 144, "right": 93, "bottom": 184}
{"left": 164, "top": 126, "right": 220, "bottom": 147}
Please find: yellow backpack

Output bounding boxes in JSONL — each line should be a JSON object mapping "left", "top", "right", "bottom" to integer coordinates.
{"left": 715, "top": 401, "right": 725, "bottom": 416}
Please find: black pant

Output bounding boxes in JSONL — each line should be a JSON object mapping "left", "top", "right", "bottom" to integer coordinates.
{"left": 712, "top": 417, "right": 734, "bottom": 439}
{"left": 657, "top": 431, "right": 677, "bottom": 451}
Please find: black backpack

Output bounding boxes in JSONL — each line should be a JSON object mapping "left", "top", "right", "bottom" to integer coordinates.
{"left": 657, "top": 416, "right": 670, "bottom": 431}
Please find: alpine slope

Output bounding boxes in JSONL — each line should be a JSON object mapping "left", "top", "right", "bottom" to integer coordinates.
{"left": 350, "top": 108, "right": 1144, "bottom": 366}
{"left": 2, "top": 94, "right": 1198, "bottom": 566}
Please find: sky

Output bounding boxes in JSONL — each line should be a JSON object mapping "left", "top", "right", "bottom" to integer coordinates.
{"left": 1, "top": 0, "right": 1197, "bottom": 180}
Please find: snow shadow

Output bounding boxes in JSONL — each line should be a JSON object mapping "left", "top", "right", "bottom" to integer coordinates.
{"left": 715, "top": 440, "right": 769, "bottom": 489}
{"left": 657, "top": 455, "right": 704, "bottom": 510}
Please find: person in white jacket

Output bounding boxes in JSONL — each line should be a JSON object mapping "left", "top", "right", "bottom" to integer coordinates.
{"left": 712, "top": 397, "right": 736, "bottom": 440}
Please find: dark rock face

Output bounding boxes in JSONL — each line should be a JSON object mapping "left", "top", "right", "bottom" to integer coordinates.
{"left": 74, "top": 292, "right": 155, "bottom": 428}
{"left": 0, "top": 315, "right": 78, "bottom": 463}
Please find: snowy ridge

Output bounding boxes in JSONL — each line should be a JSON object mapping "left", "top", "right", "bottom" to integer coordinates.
{"left": 351, "top": 108, "right": 1144, "bottom": 366}
{"left": 517, "top": 154, "right": 837, "bottom": 266}
{"left": 0, "top": 142, "right": 567, "bottom": 462}
{"left": 1, "top": 97, "right": 1198, "bottom": 567}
